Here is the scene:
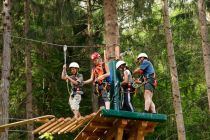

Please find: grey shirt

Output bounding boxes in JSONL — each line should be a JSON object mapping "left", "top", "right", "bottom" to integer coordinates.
{"left": 70, "top": 73, "right": 83, "bottom": 94}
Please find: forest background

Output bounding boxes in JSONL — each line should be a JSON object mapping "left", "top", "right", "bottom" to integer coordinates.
{"left": 0, "top": 0, "right": 209, "bottom": 140}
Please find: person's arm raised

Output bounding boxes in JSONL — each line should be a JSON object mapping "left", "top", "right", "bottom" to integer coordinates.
{"left": 61, "top": 64, "right": 67, "bottom": 80}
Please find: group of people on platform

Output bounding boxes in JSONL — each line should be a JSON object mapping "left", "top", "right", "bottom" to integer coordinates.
{"left": 61, "top": 52, "right": 157, "bottom": 118}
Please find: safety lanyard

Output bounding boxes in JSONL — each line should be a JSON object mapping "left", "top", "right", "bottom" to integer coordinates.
{"left": 63, "top": 45, "right": 71, "bottom": 96}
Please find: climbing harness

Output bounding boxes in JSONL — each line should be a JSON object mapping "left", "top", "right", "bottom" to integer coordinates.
{"left": 94, "top": 81, "right": 108, "bottom": 96}
{"left": 94, "top": 82, "right": 101, "bottom": 96}
{"left": 93, "top": 62, "right": 110, "bottom": 96}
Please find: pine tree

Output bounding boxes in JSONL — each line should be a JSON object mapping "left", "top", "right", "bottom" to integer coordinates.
{"left": 162, "top": 0, "right": 186, "bottom": 139}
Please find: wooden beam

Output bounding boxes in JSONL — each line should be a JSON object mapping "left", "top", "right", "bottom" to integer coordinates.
{"left": 70, "top": 115, "right": 94, "bottom": 133}
{"left": 66, "top": 113, "right": 95, "bottom": 133}
{"left": 74, "top": 111, "right": 100, "bottom": 140}
{"left": 135, "top": 130, "right": 144, "bottom": 140}
{"left": 104, "top": 119, "right": 128, "bottom": 140}
{"left": 58, "top": 118, "right": 76, "bottom": 134}
{"left": 128, "top": 121, "right": 145, "bottom": 140}
{"left": 33, "top": 118, "right": 56, "bottom": 134}
{"left": 35, "top": 118, "right": 50, "bottom": 123}
{"left": 63, "top": 117, "right": 84, "bottom": 133}
{"left": 45, "top": 118, "right": 65, "bottom": 133}
{"left": 51, "top": 118, "right": 71, "bottom": 134}
{"left": 68, "top": 113, "right": 96, "bottom": 133}
{"left": 38, "top": 118, "right": 63, "bottom": 134}
{"left": 135, "top": 121, "right": 147, "bottom": 140}
{"left": 86, "top": 136, "right": 99, "bottom": 140}
{"left": 115, "top": 119, "right": 128, "bottom": 140}
{"left": 90, "top": 122, "right": 112, "bottom": 129}
{"left": 81, "top": 132, "right": 103, "bottom": 139}
{"left": 86, "top": 130, "right": 106, "bottom": 136}
{"left": 104, "top": 127, "right": 117, "bottom": 140}
{"left": 0, "top": 115, "right": 55, "bottom": 131}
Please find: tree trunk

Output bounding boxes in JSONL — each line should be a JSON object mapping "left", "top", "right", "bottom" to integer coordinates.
{"left": 0, "top": 0, "right": 12, "bottom": 139}
{"left": 103, "top": 0, "right": 120, "bottom": 61}
{"left": 197, "top": 0, "right": 210, "bottom": 113}
{"left": 87, "top": 0, "right": 98, "bottom": 112}
{"left": 162, "top": 0, "right": 186, "bottom": 140}
{"left": 103, "top": 0, "right": 120, "bottom": 110}
{"left": 24, "top": 0, "right": 34, "bottom": 139}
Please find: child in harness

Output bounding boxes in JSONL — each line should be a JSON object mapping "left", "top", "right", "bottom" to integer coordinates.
{"left": 83, "top": 52, "right": 111, "bottom": 110}
{"left": 116, "top": 60, "right": 134, "bottom": 112}
{"left": 61, "top": 62, "right": 84, "bottom": 118}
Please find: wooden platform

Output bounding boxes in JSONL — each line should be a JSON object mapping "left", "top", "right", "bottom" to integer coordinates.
{"left": 0, "top": 109, "right": 167, "bottom": 139}
{"left": 75, "top": 109, "right": 167, "bottom": 140}
{"left": 32, "top": 113, "right": 96, "bottom": 135}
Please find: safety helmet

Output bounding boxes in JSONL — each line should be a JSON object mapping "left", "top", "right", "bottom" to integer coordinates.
{"left": 116, "top": 60, "right": 126, "bottom": 69}
{"left": 91, "top": 52, "right": 100, "bottom": 60}
{"left": 69, "top": 62, "right": 79, "bottom": 68}
{"left": 137, "top": 53, "right": 148, "bottom": 59}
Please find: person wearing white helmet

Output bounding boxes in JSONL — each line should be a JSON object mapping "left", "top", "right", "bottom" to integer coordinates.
{"left": 61, "top": 62, "right": 83, "bottom": 118}
{"left": 116, "top": 60, "right": 134, "bottom": 112}
{"left": 133, "top": 53, "right": 156, "bottom": 113}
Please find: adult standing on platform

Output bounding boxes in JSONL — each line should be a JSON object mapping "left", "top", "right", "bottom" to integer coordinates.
{"left": 133, "top": 53, "right": 156, "bottom": 113}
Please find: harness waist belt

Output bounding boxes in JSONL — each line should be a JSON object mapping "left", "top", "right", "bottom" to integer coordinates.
{"left": 146, "top": 73, "right": 155, "bottom": 79}
{"left": 72, "top": 87, "right": 82, "bottom": 92}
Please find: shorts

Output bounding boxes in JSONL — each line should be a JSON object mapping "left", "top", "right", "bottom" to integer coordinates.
{"left": 144, "top": 78, "right": 155, "bottom": 93}
{"left": 98, "top": 90, "right": 110, "bottom": 107}
{"left": 69, "top": 93, "right": 81, "bottom": 111}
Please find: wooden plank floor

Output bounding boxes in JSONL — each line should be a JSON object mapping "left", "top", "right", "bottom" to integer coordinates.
{"left": 32, "top": 113, "right": 96, "bottom": 135}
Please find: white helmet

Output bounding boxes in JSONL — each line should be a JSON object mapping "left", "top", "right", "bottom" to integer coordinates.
{"left": 137, "top": 53, "right": 148, "bottom": 59}
{"left": 116, "top": 60, "right": 126, "bottom": 69}
{"left": 69, "top": 62, "right": 79, "bottom": 68}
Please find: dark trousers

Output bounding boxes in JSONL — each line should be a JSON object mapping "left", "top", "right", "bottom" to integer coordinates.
{"left": 121, "top": 89, "right": 134, "bottom": 112}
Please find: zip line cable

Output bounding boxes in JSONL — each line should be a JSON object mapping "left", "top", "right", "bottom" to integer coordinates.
{"left": 0, "top": 32, "right": 104, "bottom": 48}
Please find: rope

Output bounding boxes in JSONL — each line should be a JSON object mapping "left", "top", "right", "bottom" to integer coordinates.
{"left": 63, "top": 45, "right": 67, "bottom": 64}
{"left": 63, "top": 45, "right": 71, "bottom": 96}
{"left": 0, "top": 32, "right": 104, "bottom": 48}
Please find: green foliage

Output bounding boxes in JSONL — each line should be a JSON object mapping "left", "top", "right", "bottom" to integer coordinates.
{"left": 119, "top": 1, "right": 209, "bottom": 139}
{"left": 39, "top": 133, "right": 54, "bottom": 140}
{"left": 3, "top": 0, "right": 209, "bottom": 139}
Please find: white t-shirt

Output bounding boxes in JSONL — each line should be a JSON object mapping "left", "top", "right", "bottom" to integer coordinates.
{"left": 124, "top": 69, "right": 133, "bottom": 83}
